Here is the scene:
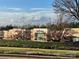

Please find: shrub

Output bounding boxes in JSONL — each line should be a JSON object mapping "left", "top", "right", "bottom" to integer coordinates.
{"left": 0, "top": 40, "right": 77, "bottom": 50}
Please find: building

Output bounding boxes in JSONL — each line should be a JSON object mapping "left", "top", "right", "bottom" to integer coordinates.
{"left": 3, "top": 28, "right": 31, "bottom": 40}
{"left": 3, "top": 30, "right": 12, "bottom": 40}
{"left": 31, "top": 28, "right": 48, "bottom": 42}
{"left": 1, "top": 27, "right": 79, "bottom": 42}
{"left": 70, "top": 28, "right": 79, "bottom": 42}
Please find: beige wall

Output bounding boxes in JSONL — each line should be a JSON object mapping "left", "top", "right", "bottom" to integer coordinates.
{"left": 70, "top": 28, "right": 79, "bottom": 37}
{"left": 2, "top": 28, "right": 79, "bottom": 41}
{"left": 31, "top": 28, "right": 48, "bottom": 42}
{"left": 3, "top": 28, "right": 26, "bottom": 40}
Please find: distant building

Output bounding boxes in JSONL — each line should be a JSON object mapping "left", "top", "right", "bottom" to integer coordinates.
{"left": 1, "top": 27, "right": 79, "bottom": 42}
{"left": 3, "top": 30, "right": 12, "bottom": 40}
{"left": 70, "top": 28, "right": 79, "bottom": 42}
{"left": 3, "top": 28, "right": 31, "bottom": 40}
{"left": 31, "top": 28, "right": 48, "bottom": 42}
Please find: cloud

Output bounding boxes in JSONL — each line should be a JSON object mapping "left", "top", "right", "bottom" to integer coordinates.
{"left": 8, "top": 8, "right": 23, "bottom": 10}
{"left": 7, "top": 8, "right": 23, "bottom": 11}
{"left": 30, "top": 8, "right": 53, "bottom": 11}
{"left": 0, "top": 8, "right": 57, "bottom": 26}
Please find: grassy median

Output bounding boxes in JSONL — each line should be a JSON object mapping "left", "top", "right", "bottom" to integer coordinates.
{"left": 0, "top": 47, "right": 79, "bottom": 56}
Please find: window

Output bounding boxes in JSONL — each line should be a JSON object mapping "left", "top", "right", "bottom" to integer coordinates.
{"left": 35, "top": 31, "right": 45, "bottom": 41}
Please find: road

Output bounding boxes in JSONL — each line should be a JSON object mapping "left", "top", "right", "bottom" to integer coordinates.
{"left": 0, "top": 56, "right": 42, "bottom": 59}
{"left": 0, "top": 56, "right": 78, "bottom": 59}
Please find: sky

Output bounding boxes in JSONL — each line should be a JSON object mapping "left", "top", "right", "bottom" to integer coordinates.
{"left": 0, "top": 0, "right": 58, "bottom": 26}
{"left": 0, "top": 0, "right": 53, "bottom": 10}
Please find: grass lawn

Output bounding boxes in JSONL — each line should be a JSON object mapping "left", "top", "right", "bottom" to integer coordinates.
{"left": 0, "top": 47, "right": 79, "bottom": 56}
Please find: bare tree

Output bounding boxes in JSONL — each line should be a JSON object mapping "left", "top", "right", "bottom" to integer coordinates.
{"left": 56, "top": 12, "right": 68, "bottom": 42}
{"left": 53, "top": 0, "right": 79, "bottom": 20}
{"left": 48, "top": 12, "right": 70, "bottom": 42}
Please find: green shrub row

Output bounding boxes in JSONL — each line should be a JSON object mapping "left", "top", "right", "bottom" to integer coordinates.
{"left": 0, "top": 40, "right": 76, "bottom": 50}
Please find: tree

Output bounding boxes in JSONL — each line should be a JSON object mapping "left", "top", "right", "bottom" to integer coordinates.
{"left": 53, "top": 0, "right": 79, "bottom": 20}
{"left": 69, "top": 22, "right": 79, "bottom": 28}
{"left": 0, "top": 25, "right": 14, "bottom": 30}
{"left": 48, "top": 12, "right": 70, "bottom": 42}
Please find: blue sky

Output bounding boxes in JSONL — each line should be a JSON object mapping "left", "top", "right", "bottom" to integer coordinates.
{"left": 0, "top": 0, "right": 53, "bottom": 10}
{"left": 0, "top": 0, "right": 58, "bottom": 26}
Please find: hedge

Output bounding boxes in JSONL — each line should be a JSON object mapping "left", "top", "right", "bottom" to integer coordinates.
{"left": 0, "top": 40, "right": 77, "bottom": 50}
